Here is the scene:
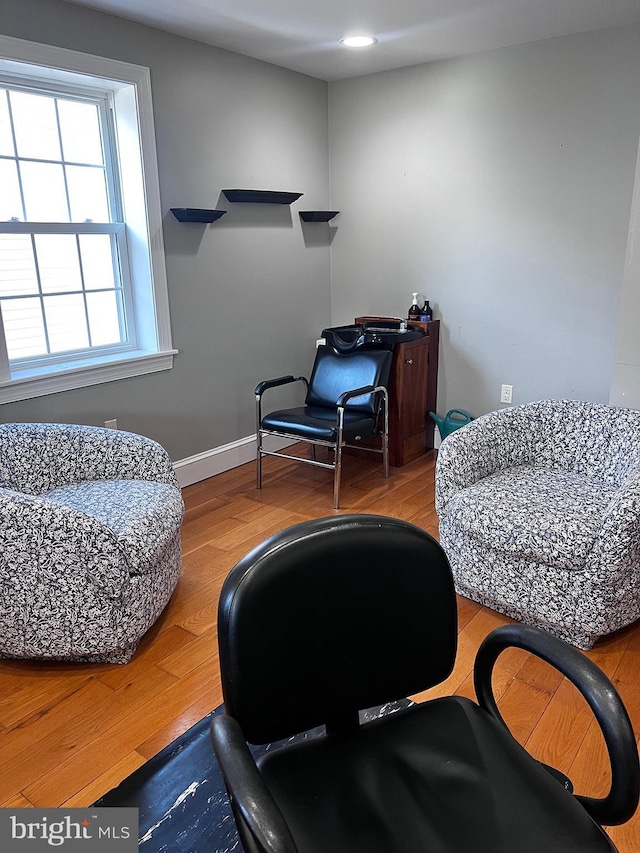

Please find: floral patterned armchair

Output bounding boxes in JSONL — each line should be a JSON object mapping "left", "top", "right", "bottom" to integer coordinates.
{"left": 436, "top": 400, "right": 640, "bottom": 649}
{"left": 0, "top": 423, "right": 184, "bottom": 664}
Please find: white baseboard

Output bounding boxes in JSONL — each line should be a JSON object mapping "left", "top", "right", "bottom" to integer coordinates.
{"left": 174, "top": 434, "right": 293, "bottom": 488}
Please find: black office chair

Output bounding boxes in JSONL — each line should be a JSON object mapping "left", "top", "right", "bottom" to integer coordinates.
{"left": 210, "top": 514, "right": 639, "bottom": 853}
{"left": 255, "top": 345, "right": 392, "bottom": 508}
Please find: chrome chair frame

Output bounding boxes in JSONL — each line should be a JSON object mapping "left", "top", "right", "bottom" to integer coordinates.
{"left": 255, "top": 374, "right": 389, "bottom": 509}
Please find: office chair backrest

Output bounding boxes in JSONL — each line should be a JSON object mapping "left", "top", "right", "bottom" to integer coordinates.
{"left": 305, "top": 346, "right": 392, "bottom": 415}
{"left": 217, "top": 515, "right": 458, "bottom": 745}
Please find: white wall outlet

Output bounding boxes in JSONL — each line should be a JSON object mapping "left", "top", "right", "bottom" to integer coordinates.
{"left": 500, "top": 384, "right": 513, "bottom": 404}
{"left": 104, "top": 418, "right": 118, "bottom": 429}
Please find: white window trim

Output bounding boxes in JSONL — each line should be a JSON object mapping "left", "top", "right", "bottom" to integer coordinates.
{"left": 0, "top": 34, "right": 176, "bottom": 404}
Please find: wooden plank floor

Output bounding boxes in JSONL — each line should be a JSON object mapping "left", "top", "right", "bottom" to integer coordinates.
{"left": 1, "top": 447, "right": 639, "bottom": 850}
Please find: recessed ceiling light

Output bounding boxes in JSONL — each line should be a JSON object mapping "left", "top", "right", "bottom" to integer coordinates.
{"left": 340, "top": 36, "right": 378, "bottom": 48}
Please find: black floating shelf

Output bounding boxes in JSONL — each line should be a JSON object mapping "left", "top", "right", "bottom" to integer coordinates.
{"left": 299, "top": 211, "right": 340, "bottom": 222}
{"left": 171, "top": 208, "right": 227, "bottom": 223}
{"left": 222, "top": 189, "right": 303, "bottom": 205}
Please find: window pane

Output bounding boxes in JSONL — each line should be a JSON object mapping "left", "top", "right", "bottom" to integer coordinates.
{"left": 87, "top": 290, "right": 124, "bottom": 346}
{"left": 67, "top": 165, "right": 109, "bottom": 222}
{"left": 10, "top": 90, "right": 61, "bottom": 162}
{"left": 0, "top": 160, "right": 24, "bottom": 222}
{"left": 79, "top": 234, "right": 117, "bottom": 290}
{"left": 58, "top": 99, "right": 104, "bottom": 165}
{"left": 1, "top": 296, "right": 47, "bottom": 359}
{"left": 0, "top": 234, "right": 37, "bottom": 296}
{"left": 21, "top": 161, "right": 69, "bottom": 222}
{"left": 0, "top": 90, "right": 14, "bottom": 157}
{"left": 35, "top": 234, "right": 82, "bottom": 293}
{"left": 43, "top": 293, "right": 89, "bottom": 353}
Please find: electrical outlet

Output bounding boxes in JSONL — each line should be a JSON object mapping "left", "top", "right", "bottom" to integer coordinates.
{"left": 500, "top": 384, "right": 513, "bottom": 405}
{"left": 104, "top": 418, "right": 118, "bottom": 429}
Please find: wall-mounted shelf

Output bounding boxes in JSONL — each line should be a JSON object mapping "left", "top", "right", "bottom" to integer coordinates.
{"left": 222, "top": 189, "right": 303, "bottom": 204}
{"left": 171, "top": 208, "right": 227, "bottom": 222}
{"left": 299, "top": 211, "right": 340, "bottom": 222}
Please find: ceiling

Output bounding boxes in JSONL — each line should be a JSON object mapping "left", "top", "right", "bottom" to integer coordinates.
{"left": 62, "top": 0, "right": 640, "bottom": 81}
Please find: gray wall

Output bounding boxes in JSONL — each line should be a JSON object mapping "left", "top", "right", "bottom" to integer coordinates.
{"left": 0, "top": 0, "right": 331, "bottom": 460}
{"left": 610, "top": 140, "right": 640, "bottom": 410}
{"left": 3, "top": 2, "right": 640, "bottom": 464}
{"left": 328, "top": 25, "right": 640, "bottom": 418}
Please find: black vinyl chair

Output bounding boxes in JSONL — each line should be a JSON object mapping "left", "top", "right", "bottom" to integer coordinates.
{"left": 210, "top": 514, "right": 640, "bottom": 853}
{"left": 255, "top": 345, "right": 392, "bottom": 508}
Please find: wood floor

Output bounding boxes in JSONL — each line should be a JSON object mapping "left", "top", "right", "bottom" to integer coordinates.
{"left": 1, "top": 447, "right": 640, "bottom": 851}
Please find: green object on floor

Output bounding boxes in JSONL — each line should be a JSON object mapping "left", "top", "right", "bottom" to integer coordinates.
{"left": 429, "top": 409, "right": 473, "bottom": 440}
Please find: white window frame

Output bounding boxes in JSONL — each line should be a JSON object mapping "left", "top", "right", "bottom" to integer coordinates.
{"left": 0, "top": 34, "right": 176, "bottom": 404}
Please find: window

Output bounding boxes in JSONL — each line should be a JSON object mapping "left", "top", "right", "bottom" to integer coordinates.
{"left": 1, "top": 86, "right": 129, "bottom": 362}
{"left": 0, "top": 36, "right": 175, "bottom": 403}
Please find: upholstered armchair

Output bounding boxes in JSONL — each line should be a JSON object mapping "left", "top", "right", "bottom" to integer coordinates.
{"left": 0, "top": 423, "right": 184, "bottom": 664}
{"left": 436, "top": 400, "right": 640, "bottom": 649}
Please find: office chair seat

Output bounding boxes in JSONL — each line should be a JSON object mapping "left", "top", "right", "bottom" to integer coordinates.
{"left": 261, "top": 405, "right": 380, "bottom": 442}
{"left": 258, "top": 696, "right": 614, "bottom": 853}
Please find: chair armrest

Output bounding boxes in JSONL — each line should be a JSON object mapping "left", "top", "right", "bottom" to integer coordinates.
{"left": 592, "top": 470, "right": 640, "bottom": 569}
{"left": 0, "top": 490, "right": 127, "bottom": 597}
{"left": 210, "top": 714, "right": 298, "bottom": 853}
{"left": 336, "top": 384, "right": 382, "bottom": 407}
{"left": 473, "top": 623, "right": 640, "bottom": 826}
{"left": 254, "top": 376, "right": 307, "bottom": 397}
{"left": 94, "top": 427, "right": 178, "bottom": 486}
{"left": 435, "top": 407, "right": 536, "bottom": 513}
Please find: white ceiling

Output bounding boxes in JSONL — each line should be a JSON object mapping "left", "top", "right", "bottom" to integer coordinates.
{"left": 62, "top": 0, "right": 640, "bottom": 81}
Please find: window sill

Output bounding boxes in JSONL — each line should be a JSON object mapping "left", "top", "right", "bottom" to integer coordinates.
{"left": 0, "top": 349, "right": 178, "bottom": 404}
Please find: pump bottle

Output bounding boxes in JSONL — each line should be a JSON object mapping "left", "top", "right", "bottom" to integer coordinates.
{"left": 420, "top": 300, "right": 433, "bottom": 322}
{"left": 408, "top": 293, "right": 421, "bottom": 322}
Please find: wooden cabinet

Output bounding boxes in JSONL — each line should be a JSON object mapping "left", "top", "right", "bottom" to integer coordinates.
{"left": 354, "top": 317, "right": 440, "bottom": 467}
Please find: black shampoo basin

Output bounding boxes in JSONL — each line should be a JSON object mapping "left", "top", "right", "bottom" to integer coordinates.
{"left": 322, "top": 322, "right": 424, "bottom": 353}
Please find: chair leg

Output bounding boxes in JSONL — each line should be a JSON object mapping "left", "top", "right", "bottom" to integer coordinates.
{"left": 382, "top": 390, "right": 390, "bottom": 479}
{"left": 334, "top": 411, "right": 346, "bottom": 509}
{"left": 382, "top": 429, "right": 389, "bottom": 480}
{"left": 333, "top": 444, "right": 342, "bottom": 509}
{"left": 256, "top": 430, "right": 263, "bottom": 490}
{"left": 255, "top": 395, "right": 264, "bottom": 490}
